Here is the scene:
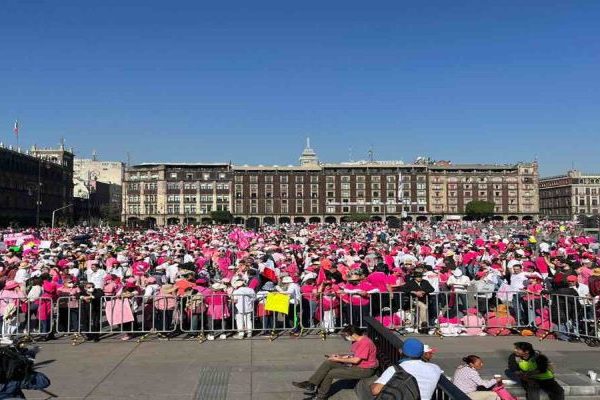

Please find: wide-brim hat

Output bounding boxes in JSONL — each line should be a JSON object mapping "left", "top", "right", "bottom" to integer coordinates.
{"left": 211, "top": 283, "right": 226, "bottom": 291}
{"left": 4, "top": 281, "right": 19, "bottom": 290}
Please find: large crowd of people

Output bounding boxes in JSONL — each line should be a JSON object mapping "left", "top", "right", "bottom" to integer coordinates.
{"left": 0, "top": 220, "right": 599, "bottom": 344}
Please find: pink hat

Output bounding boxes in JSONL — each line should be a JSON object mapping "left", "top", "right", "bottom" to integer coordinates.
{"left": 125, "top": 277, "right": 136, "bottom": 285}
{"left": 567, "top": 275, "right": 578, "bottom": 283}
{"left": 466, "top": 308, "right": 479, "bottom": 315}
{"left": 4, "top": 281, "right": 19, "bottom": 290}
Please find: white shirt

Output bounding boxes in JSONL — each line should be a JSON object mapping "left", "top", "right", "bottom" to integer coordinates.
{"left": 447, "top": 275, "right": 471, "bottom": 293}
{"left": 27, "top": 285, "right": 42, "bottom": 302}
{"left": 86, "top": 268, "right": 107, "bottom": 290}
{"left": 166, "top": 263, "right": 179, "bottom": 284}
{"left": 423, "top": 255, "right": 437, "bottom": 269}
{"left": 142, "top": 284, "right": 159, "bottom": 300}
{"left": 278, "top": 283, "right": 301, "bottom": 304}
{"left": 69, "top": 267, "right": 81, "bottom": 279}
{"left": 232, "top": 287, "right": 256, "bottom": 313}
{"left": 576, "top": 283, "right": 591, "bottom": 305}
{"left": 509, "top": 272, "right": 528, "bottom": 292}
{"left": 14, "top": 269, "right": 30, "bottom": 284}
{"left": 375, "top": 360, "right": 442, "bottom": 400}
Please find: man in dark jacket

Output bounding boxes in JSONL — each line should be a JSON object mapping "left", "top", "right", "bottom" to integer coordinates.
{"left": 402, "top": 273, "right": 435, "bottom": 333}
{"left": 506, "top": 342, "right": 564, "bottom": 400}
{"left": 80, "top": 282, "right": 103, "bottom": 342}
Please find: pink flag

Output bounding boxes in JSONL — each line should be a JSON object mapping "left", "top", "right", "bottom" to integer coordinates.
{"left": 316, "top": 266, "right": 327, "bottom": 285}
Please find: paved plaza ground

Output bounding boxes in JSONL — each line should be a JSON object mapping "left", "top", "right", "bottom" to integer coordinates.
{"left": 23, "top": 335, "right": 600, "bottom": 400}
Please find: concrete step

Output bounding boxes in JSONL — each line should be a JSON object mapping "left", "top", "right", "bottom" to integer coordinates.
{"left": 501, "top": 374, "right": 600, "bottom": 400}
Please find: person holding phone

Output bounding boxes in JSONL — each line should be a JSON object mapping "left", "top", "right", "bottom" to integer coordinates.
{"left": 292, "top": 325, "right": 378, "bottom": 399}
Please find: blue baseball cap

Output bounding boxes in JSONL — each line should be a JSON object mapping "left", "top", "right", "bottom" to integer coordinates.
{"left": 402, "top": 338, "right": 424, "bottom": 358}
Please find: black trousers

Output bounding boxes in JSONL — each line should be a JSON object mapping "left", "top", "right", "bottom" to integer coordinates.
{"left": 522, "top": 379, "right": 564, "bottom": 400}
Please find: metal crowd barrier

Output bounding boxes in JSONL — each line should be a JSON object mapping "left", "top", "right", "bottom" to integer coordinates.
{"left": 364, "top": 316, "right": 471, "bottom": 400}
{"left": 0, "top": 291, "right": 597, "bottom": 343}
{"left": 0, "top": 297, "right": 54, "bottom": 340}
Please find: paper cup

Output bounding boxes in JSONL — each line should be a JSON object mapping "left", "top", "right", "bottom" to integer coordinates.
{"left": 589, "top": 371, "right": 597, "bottom": 381}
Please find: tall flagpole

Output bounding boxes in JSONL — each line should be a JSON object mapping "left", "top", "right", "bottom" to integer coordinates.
{"left": 14, "top": 120, "right": 19, "bottom": 150}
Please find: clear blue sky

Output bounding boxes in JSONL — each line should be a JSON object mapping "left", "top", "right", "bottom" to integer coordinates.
{"left": 1, "top": 1, "right": 599, "bottom": 176}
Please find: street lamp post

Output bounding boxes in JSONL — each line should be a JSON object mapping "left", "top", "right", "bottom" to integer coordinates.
{"left": 52, "top": 204, "right": 73, "bottom": 229}
{"left": 36, "top": 159, "right": 42, "bottom": 226}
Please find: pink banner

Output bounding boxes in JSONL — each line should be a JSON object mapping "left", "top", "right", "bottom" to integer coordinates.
{"left": 105, "top": 299, "right": 135, "bottom": 326}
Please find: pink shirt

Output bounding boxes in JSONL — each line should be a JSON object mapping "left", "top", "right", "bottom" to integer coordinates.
{"left": 301, "top": 284, "right": 318, "bottom": 302}
{"left": 367, "top": 272, "right": 389, "bottom": 293}
{"left": 375, "top": 314, "right": 402, "bottom": 328}
{"left": 351, "top": 336, "right": 378, "bottom": 369}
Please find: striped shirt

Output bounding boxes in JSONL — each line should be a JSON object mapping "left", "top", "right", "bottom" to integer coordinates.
{"left": 452, "top": 365, "right": 497, "bottom": 394}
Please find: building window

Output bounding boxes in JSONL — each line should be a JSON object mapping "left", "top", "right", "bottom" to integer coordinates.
{"left": 295, "top": 176, "right": 304, "bottom": 183}
{"left": 342, "top": 206, "right": 350, "bottom": 213}
{"left": 326, "top": 206, "right": 335, "bottom": 213}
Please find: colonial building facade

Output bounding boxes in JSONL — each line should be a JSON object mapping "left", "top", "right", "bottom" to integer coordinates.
{"left": 540, "top": 170, "right": 600, "bottom": 220}
{"left": 0, "top": 143, "right": 74, "bottom": 226}
{"left": 122, "top": 143, "right": 539, "bottom": 227}
{"left": 73, "top": 157, "right": 124, "bottom": 223}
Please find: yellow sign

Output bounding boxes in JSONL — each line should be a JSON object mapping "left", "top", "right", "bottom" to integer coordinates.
{"left": 265, "top": 293, "right": 290, "bottom": 314}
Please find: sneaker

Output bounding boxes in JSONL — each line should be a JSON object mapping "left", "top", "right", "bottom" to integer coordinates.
{"left": 206, "top": 334, "right": 215, "bottom": 341}
{"left": 236, "top": 332, "right": 245, "bottom": 339}
{"left": 219, "top": 334, "right": 227, "bottom": 340}
{"left": 121, "top": 335, "right": 131, "bottom": 341}
{"left": 0, "top": 338, "right": 13, "bottom": 345}
{"left": 246, "top": 331, "right": 252, "bottom": 338}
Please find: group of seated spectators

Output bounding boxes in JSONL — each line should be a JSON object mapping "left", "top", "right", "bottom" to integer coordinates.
{"left": 0, "top": 220, "right": 598, "bottom": 344}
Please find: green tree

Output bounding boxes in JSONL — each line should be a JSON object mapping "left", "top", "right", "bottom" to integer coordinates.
{"left": 346, "top": 213, "right": 371, "bottom": 222}
{"left": 99, "top": 203, "right": 122, "bottom": 225}
{"left": 210, "top": 210, "right": 233, "bottom": 224}
{"left": 465, "top": 200, "right": 495, "bottom": 220}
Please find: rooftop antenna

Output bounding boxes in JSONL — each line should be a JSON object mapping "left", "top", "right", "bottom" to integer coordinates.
{"left": 60, "top": 136, "right": 65, "bottom": 150}
{"left": 368, "top": 146, "right": 374, "bottom": 162}
{"left": 92, "top": 149, "right": 98, "bottom": 161}
{"left": 306, "top": 136, "right": 311, "bottom": 149}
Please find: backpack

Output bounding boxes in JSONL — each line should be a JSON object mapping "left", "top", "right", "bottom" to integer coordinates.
{"left": 375, "top": 364, "right": 421, "bottom": 400}
{"left": 0, "top": 346, "right": 34, "bottom": 383}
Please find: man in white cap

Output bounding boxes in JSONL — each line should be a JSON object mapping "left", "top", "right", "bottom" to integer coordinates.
{"left": 232, "top": 280, "right": 255, "bottom": 339}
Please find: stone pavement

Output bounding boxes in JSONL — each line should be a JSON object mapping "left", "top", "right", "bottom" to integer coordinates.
{"left": 23, "top": 335, "right": 600, "bottom": 400}
{"left": 24, "top": 336, "right": 353, "bottom": 400}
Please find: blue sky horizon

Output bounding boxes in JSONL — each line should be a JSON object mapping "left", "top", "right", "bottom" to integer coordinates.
{"left": 1, "top": 1, "right": 599, "bottom": 176}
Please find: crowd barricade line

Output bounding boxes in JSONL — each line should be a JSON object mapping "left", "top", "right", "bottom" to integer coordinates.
{"left": 546, "top": 293, "right": 599, "bottom": 342}
{"left": 3, "top": 290, "right": 599, "bottom": 342}
{"left": 1, "top": 297, "right": 54, "bottom": 339}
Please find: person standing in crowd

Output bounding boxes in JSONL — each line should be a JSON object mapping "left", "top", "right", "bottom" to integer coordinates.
{"left": 231, "top": 279, "right": 255, "bottom": 339}
{"left": 292, "top": 325, "right": 377, "bottom": 400}
{"left": 506, "top": 342, "right": 564, "bottom": 400}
